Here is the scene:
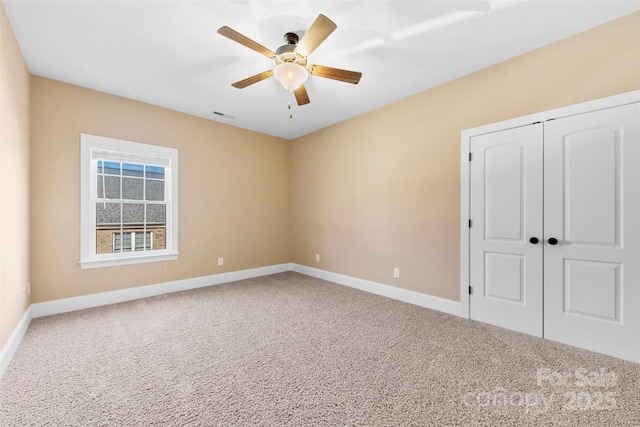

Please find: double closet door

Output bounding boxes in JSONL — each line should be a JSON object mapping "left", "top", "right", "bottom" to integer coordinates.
{"left": 468, "top": 102, "right": 639, "bottom": 362}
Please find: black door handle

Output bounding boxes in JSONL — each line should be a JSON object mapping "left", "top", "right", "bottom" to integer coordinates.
{"left": 529, "top": 237, "right": 539, "bottom": 244}
{"left": 548, "top": 238, "right": 558, "bottom": 245}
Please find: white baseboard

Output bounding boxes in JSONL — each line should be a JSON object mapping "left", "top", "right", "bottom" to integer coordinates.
{"left": 31, "top": 263, "right": 293, "bottom": 318}
{"left": 292, "top": 264, "right": 462, "bottom": 317}
{"left": 0, "top": 306, "right": 33, "bottom": 378}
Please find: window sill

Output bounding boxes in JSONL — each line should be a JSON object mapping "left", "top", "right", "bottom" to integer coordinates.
{"left": 79, "top": 253, "right": 179, "bottom": 269}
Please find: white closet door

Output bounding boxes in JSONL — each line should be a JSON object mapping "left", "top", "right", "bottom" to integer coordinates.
{"left": 544, "top": 103, "right": 640, "bottom": 362}
{"left": 469, "top": 124, "right": 544, "bottom": 336}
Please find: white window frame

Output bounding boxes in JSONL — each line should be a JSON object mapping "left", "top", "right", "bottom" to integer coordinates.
{"left": 80, "top": 133, "right": 178, "bottom": 269}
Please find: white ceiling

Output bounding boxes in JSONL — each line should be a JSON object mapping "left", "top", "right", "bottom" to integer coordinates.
{"left": 4, "top": 0, "right": 639, "bottom": 140}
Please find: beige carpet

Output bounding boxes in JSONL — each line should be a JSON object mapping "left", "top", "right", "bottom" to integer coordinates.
{"left": 1, "top": 272, "right": 639, "bottom": 426}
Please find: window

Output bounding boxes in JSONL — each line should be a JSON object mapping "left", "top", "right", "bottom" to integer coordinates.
{"left": 80, "top": 134, "right": 178, "bottom": 269}
{"left": 113, "top": 231, "right": 153, "bottom": 252}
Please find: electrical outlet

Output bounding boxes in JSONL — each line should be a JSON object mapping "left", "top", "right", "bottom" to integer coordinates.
{"left": 315, "top": 254, "right": 320, "bottom": 262}
{"left": 393, "top": 268, "right": 400, "bottom": 278}
{"left": 218, "top": 257, "right": 224, "bottom": 266}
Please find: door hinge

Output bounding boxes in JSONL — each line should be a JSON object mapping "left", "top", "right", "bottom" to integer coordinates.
{"left": 469, "top": 152, "right": 472, "bottom": 161}
{"left": 469, "top": 285, "right": 473, "bottom": 295}
{"left": 468, "top": 219, "right": 472, "bottom": 228}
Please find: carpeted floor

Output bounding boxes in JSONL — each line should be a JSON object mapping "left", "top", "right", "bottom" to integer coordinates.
{"left": 1, "top": 272, "right": 639, "bottom": 426}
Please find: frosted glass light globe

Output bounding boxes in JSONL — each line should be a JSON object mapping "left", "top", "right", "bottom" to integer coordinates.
{"left": 273, "top": 63, "right": 309, "bottom": 91}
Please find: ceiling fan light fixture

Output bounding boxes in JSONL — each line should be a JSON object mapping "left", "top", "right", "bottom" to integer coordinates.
{"left": 273, "top": 62, "right": 308, "bottom": 91}
{"left": 219, "top": 14, "right": 360, "bottom": 106}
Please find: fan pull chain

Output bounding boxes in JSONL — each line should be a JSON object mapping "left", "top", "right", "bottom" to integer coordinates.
{"left": 288, "top": 104, "right": 292, "bottom": 119}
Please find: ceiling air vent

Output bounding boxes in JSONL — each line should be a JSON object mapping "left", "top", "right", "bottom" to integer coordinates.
{"left": 212, "top": 111, "right": 235, "bottom": 120}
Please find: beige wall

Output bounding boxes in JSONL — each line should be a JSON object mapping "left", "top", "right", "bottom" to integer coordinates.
{"left": 0, "top": 3, "right": 31, "bottom": 350}
{"left": 291, "top": 12, "right": 640, "bottom": 301}
{"left": 30, "top": 77, "right": 291, "bottom": 303}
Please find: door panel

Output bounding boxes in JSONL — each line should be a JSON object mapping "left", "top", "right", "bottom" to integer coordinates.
{"left": 563, "top": 259, "right": 620, "bottom": 322}
{"left": 544, "top": 103, "right": 639, "bottom": 361}
{"left": 564, "top": 128, "right": 620, "bottom": 246}
{"left": 485, "top": 253, "right": 524, "bottom": 303}
{"left": 484, "top": 144, "right": 525, "bottom": 241}
{"left": 469, "top": 124, "right": 543, "bottom": 337}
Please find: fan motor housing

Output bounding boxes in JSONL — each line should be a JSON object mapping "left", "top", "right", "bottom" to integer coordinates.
{"left": 275, "top": 33, "right": 307, "bottom": 66}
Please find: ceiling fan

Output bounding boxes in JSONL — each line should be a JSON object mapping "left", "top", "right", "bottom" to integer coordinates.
{"left": 217, "top": 14, "right": 362, "bottom": 106}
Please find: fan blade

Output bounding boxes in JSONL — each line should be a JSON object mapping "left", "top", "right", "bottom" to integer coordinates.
{"left": 231, "top": 70, "right": 274, "bottom": 89}
{"left": 294, "top": 84, "right": 310, "bottom": 106}
{"left": 217, "top": 26, "right": 275, "bottom": 58}
{"left": 296, "top": 14, "right": 337, "bottom": 57}
{"left": 309, "top": 65, "right": 362, "bottom": 84}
